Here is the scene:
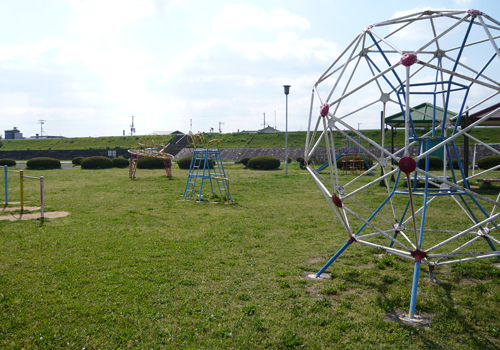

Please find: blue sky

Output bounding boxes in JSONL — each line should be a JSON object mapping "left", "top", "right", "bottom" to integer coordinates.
{"left": 0, "top": 0, "right": 499, "bottom": 138}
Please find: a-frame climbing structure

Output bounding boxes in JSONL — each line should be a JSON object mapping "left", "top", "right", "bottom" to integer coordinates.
{"left": 183, "top": 132, "right": 232, "bottom": 202}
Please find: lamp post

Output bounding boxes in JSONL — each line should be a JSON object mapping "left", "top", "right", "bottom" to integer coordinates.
{"left": 283, "top": 85, "right": 291, "bottom": 176}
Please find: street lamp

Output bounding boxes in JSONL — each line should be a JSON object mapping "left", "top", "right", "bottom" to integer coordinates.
{"left": 283, "top": 85, "right": 291, "bottom": 176}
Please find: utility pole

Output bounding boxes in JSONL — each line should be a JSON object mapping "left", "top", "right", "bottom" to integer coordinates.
{"left": 219, "top": 122, "right": 225, "bottom": 133}
{"left": 38, "top": 119, "right": 45, "bottom": 138}
{"left": 283, "top": 85, "right": 291, "bottom": 176}
{"left": 263, "top": 113, "right": 266, "bottom": 129}
{"left": 130, "top": 116, "right": 135, "bottom": 136}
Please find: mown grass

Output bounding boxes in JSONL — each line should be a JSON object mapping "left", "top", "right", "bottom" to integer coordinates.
{"left": 1, "top": 165, "right": 500, "bottom": 349}
{"left": 0, "top": 135, "right": 176, "bottom": 151}
{"left": 3, "top": 127, "right": 499, "bottom": 151}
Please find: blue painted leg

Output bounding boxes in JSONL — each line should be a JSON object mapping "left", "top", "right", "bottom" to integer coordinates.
{"left": 407, "top": 261, "right": 422, "bottom": 320}
{"left": 316, "top": 238, "right": 354, "bottom": 277}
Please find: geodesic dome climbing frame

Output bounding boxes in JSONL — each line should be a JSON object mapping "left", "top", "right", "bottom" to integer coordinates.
{"left": 305, "top": 9, "right": 500, "bottom": 321}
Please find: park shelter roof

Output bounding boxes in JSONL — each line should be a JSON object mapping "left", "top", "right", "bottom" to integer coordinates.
{"left": 467, "top": 102, "right": 500, "bottom": 126}
{"left": 385, "top": 103, "right": 457, "bottom": 128}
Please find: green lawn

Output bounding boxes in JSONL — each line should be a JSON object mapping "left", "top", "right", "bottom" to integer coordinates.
{"left": 1, "top": 164, "right": 500, "bottom": 349}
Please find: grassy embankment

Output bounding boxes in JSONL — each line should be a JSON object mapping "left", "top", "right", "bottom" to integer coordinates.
{"left": 3, "top": 128, "right": 499, "bottom": 151}
{"left": 1, "top": 164, "right": 500, "bottom": 348}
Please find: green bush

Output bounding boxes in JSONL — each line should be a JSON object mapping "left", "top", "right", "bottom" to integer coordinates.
{"left": 26, "top": 157, "right": 61, "bottom": 170}
{"left": 337, "top": 155, "right": 373, "bottom": 170}
{"left": 478, "top": 155, "right": 500, "bottom": 170}
{"left": 80, "top": 156, "right": 113, "bottom": 169}
{"left": 72, "top": 157, "right": 84, "bottom": 165}
{"left": 449, "top": 158, "right": 468, "bottom": 169}
{"left": 238, "top": 157, "right": 252, "bottom": 167}
{"left": 0, "top": 159, "right": 16, "bottom": 167}
{"left": 296, "top": 156, "right": 311, "bottom": 169}
{"left": 112, "top": 157, "right": 130, "bottom": 168}
{"left": 177, "top": 156, "right": 214, "bottom": 170}
{"left": 177, "top": 156, "right": 193, "bottom": 169}
{"left": 137, "top": 157, "right": 165, "bottom": 169}
{"left": 247, "top": 156, "right": 280, "bottom": 170}
{"left": 417, "top": 156, "right": 443, "bottom": 170}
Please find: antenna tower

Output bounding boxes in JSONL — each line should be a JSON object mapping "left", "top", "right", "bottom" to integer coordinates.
{"left": 130, "top": 116, "right": 135, "bottom": 136}
{"left": 38, "top": 119, "right": 46, "bottom": 138}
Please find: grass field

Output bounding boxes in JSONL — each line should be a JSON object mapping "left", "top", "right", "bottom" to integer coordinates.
{"left": 1, "top": 164, "right": 500, "bottom": 349}
{"left": 2, "top": 127, "right": 500, "bottom": 151}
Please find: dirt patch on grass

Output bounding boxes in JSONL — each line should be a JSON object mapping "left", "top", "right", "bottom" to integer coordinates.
{"left": 0, "top": 211, "right": 70, "bottom": 221}
{"left": 306, "top": 256, "right": 326, "bottom": 264}
{"left": 384, "top": 308, "right": 435, "bottom": 327}
{"left": 1, "top": 206, "right": 41, "bottom": 212}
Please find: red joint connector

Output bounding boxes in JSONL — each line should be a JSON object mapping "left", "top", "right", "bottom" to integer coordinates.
{"left": 467, "top": 9, "right": 483, "bottom": 17}
{"left": 428, "top": 264, "right": 435, "bottom": 273}
{"left": 399, "top": 157, "right": 416, "bottom": 174}
{"left": 400, "top": 53, "right": 418, "bottom": 67}
{"left": 349, "top": 236, "right": 356, "bottom": 243}
{"left": 320, "top": 103, "right": 330, "bottom": 117}
{"left": 411, "top": 250, "right": 427, "bottom": 262}
{"left": 331, "top": 195, "right": 342, "bottom": 208}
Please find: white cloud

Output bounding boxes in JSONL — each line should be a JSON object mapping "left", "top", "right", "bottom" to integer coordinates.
{"left": 0, "top": 39, "right": 63, "bottom": 62}
{"left": 212, "top": 4, "right": 309, "bottom": 31}
{"left": 62, "top": 0, "right": 155, "bottom": 37}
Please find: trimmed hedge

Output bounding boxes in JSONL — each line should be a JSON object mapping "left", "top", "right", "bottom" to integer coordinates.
{"left": 337, "top": 156, "right": 373, "bottom": 170}
{"left": 296, "top": 156, "right": 310, "bottom": 170}
{"left": 247, "top": 156, "right": 280, "bottom": 170}
{"left": 239, "top": 157, "right": 252, "bottom": 167}
{"left": 26, "top": 157, "right": 61, "bottom": 170}
{"left": 72, "top": 157, "right": 84, "bottom": 166}
{"left": 137, "top": 157, "right": 165, "bottom": 169}
{"left": 112, "top": 157, "right": 130, "bottom": 168}
{"left": 395, "top": 156, "right": 443, "bottom": 171}
{"left": 478, "top": 155, "right": 500, "bottom": 170}
{"left": 448, "top": 158, "right": 468, "bottom": 169}
{"left": 81, "top": 156, "right": 113, "bottom": 169}
{"left": 177, "top": 156, "right": 215, "bottom": 170}
{"left": 0, "top": 159, "right": 16, "bottom": 167}
{"left": 178, "top": 156, "right": 193, "bottom": 170}
{"left": 417, "top": 156, "right": 443, "bottom": 170}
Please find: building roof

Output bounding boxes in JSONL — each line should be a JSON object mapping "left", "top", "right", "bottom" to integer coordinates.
{"left": 152, "top": 130, "right": 184, "bottom": 135}
{"left": 467, "top": 102, "right": 500, "bottom": 126}
{"left": 385, "top": 103, "right": 457, "bottom": 128}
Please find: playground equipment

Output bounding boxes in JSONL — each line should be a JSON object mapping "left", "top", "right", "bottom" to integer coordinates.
{"left": 316, "top": 137, "right": 371, "bottom": 173}
{"left": 128, "top": 135, "right": 174, "bottom": 180}
{"left": 183, "top": 132, "right": 232, "bottom": 202}
{"left": 3, "top": 165, "right": 45, "bottom": 220}
{"left": 304, "top": 9, "right": 500, "bottom": 322}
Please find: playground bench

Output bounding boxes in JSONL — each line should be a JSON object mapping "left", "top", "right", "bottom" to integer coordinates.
{"left": 478, "top": 178, "right": 500, "bottom": 188}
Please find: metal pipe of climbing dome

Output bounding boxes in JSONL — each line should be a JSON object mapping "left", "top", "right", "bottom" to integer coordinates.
{"left": 316, "top": 238, "right": 354, "bottom": 277}
{"left": 407, "top": 261, "right": 422, "bottom": 320}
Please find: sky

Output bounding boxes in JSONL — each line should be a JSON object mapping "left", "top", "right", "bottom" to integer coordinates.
{"left": 0, "top": 0, "right": 499, "bottom": 138}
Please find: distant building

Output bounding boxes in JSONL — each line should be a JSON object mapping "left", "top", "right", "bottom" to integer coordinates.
{"left": 259, "top": 126, "right": 280, "bottom": 133}
{"left": 240, "top": 126, "right": 281, "bottom": 134}
{"left": 5, "top": 127, "right": 23, "bottom": 139}
{"left": 152, "top": 130, "right": 185, "bottom": 135}
{"left": 29, "top": 134, "right": 66, "bottom": 139}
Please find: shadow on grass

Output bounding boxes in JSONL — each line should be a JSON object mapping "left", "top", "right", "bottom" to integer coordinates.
{"left": 372, "top": 270, "right": 499, "bottom": 349}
